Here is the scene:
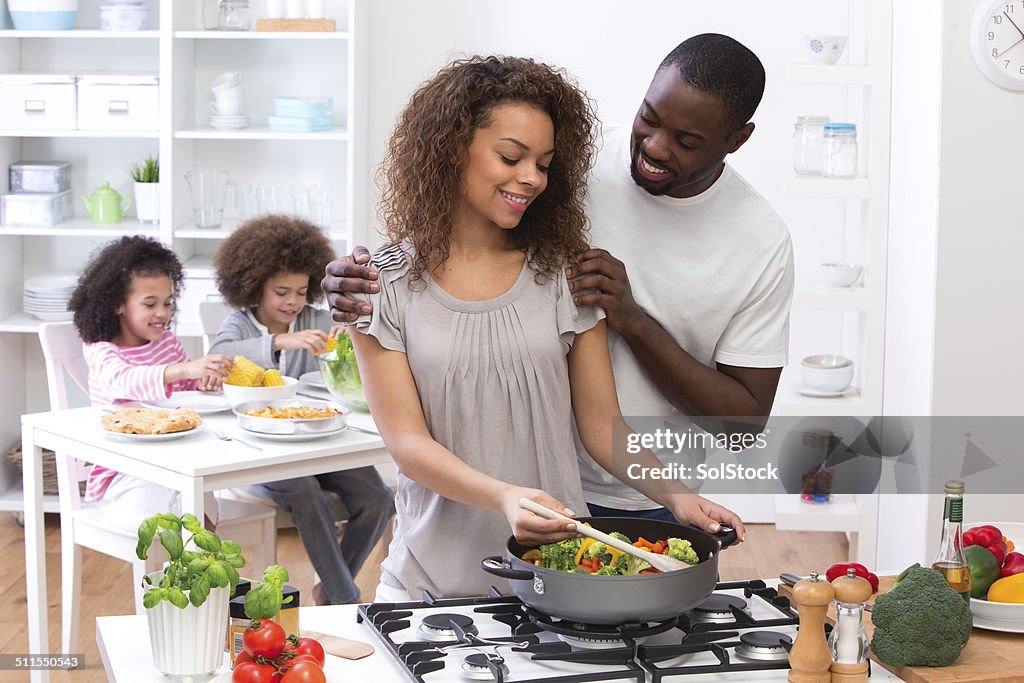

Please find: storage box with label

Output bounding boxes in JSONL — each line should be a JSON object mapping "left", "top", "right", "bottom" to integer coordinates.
{"left": 0, "top": 75, "right": 77, "bottom": 131}
{"left": 77, "top": 75, "right": 159, "bottom": 132}
{"left": 1, "top": 191, "right": 74, "bottom": 226}
{"left": 10, "top": 161, "right": 72, "bottom": 194}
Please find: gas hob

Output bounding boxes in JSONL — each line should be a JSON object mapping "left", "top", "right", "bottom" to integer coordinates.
{"left": 357, "top": 580, "right": 819, "bottom": 682}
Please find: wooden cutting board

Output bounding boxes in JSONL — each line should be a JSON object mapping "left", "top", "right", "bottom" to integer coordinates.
{"left": 780, "top": 575, "right": 1024, "bottom": 682}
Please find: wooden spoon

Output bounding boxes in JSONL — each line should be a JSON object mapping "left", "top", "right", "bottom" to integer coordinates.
{"left": 299, "top": 628, "right": 374, "bottom": 660}
{"left": 518, "top": 498, "right": 693, "bottom": 573}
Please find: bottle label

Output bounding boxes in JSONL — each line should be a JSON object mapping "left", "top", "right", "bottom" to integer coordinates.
{"left": 946, "top": 498, "right": 963, "bottom": 523}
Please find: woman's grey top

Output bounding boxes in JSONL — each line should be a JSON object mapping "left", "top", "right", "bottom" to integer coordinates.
{"left": 351, "top": 241, "right": 603, "bottom": 598}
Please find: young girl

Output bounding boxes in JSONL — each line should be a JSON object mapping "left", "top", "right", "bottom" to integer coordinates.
{"left": 210, "top": 215, "right": 394, "bottom": 605}
{"left": 68, "top": 235, "right": 232, "bottom": 526}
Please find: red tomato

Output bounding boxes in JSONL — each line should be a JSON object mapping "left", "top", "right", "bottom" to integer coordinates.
{"left": 232, "top": 662, "right": 277, "bottom": 683}
{"left": 292, "top": 638, "right": 326, "bottom": 668}
{"left": 280, "top": 660, "right": 326, "bottom": 683}
{"left": 243, "top": 619, "right": 287, "bottom": 660}
{"left": 234, "top": 649, "right": 255, "bottom": 666}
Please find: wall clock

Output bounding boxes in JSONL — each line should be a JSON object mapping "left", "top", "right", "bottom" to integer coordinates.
{"left": 970, "top": 0, "right": 1024, "bottom": 90}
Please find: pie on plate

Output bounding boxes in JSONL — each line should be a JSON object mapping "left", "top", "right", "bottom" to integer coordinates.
{"left": 101, "top": 407, "right": 202, "bottom": 435}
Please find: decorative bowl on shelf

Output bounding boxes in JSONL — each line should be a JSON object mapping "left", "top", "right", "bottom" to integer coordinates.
{"left": 317, "top": 355, "right": 368, "bottom": 411}
{"left": 804, "top": 34, "right": 848, "bottom": 65}
{"left": 801, "top": 354, "right": 854, "bottom": 393}
{"left": 821, "top": 262, "right": 863, "bottom": 287}
{"left": 8, "top": 0, "right": 79, "bottom": 30}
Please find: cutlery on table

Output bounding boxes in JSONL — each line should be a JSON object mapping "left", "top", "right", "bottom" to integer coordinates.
{"left": 214, "top": 430, "right": 262, "bottom": 451}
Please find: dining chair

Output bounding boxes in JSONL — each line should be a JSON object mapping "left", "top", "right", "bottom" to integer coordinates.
{"left": 37, "top": 321, "right": 277, "bottom": 654}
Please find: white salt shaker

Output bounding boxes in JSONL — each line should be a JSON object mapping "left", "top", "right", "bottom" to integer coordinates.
{"left": 305, "top": 0, "right": 325, "bottom": 19}
{"left": 284, "top": 0, "right": 303, "bottom": 19}
{"left": 266, "top": 0, "right": 283, "bottom": 18}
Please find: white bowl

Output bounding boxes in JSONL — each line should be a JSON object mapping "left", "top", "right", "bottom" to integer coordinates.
{"left": 98, "top": 4, "right": 147, "bottom": 30}
{"left": 804, "top": 34, "right": 848, "bottom": 65}
{"left": 821, "top": 262, "right": 862, "bottom": 287}
{"left": 221, "top": 375, "right": 298, "bottom": 408}
{"left": 969, "top": 522, "right": 1024, "bottom": 624}
{"left": 801, "top": 355, "right": 854, "bottom": 392}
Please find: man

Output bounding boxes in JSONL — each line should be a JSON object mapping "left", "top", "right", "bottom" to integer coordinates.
{"left": 323, "top": 34, "right": 794, "bottom": 537}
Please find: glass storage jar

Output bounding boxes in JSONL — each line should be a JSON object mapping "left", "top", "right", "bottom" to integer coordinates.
{"left": 217, "top": 0, "right": 251, "bottom": 30}
{"left": 793, "top": 115, "right": 830, "bottom": 176}
{"left": 823, "top": 123, "right": 858, "bottom": 178}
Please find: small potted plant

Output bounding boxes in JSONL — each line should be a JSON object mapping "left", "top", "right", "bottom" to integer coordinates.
{"left": 130, "top": 154, "right": 160, "bottom": 223}
{"left": 137, "top": 512, "right": 246, "bottom": 677}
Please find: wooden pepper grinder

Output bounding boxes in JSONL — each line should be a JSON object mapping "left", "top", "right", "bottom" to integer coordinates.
{"left": 829, "top": 568, "right": 872, "bottom": 683}
{"left": 788, "top": 571, "right": 835, "bottom": 683}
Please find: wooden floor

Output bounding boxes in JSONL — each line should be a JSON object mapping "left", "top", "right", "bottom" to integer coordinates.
{"left": 1, "top": 512, "right": 848, "bottom": 683}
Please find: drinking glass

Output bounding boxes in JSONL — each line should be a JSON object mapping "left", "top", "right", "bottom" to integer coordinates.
{"left": 307, "top": 185, "right": 333, "bottom": 228}
{"left": 185, "top": 170, "right": 229, "bottom": 229}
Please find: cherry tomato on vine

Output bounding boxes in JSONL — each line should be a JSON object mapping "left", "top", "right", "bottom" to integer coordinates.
{"left": 280, "top": 660, "right": 326, "bottom": 683}
{"left": 290, "top": 637, "right": 326, "bottom": 668}
{"left": 243, "top": 619, "right": 287, "bottom": 660}
{"left": 232, "top": 661, "right": 277, "bottom": 683}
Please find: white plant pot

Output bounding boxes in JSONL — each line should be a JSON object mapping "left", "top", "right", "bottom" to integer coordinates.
{"left": 145, "top": 571, "right": 229, "bottom": 677}
{"left": 134, "top": 182, "right": 160, "bottom": 223}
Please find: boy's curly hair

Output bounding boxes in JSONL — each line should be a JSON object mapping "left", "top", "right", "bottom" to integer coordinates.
{"left": 69, "top": 236, "right": 184, "bottom": 343}
{"left": 214, "top": 214, "right": 336, "bottom": 309}
{"left": 379, "top": 55, "right": 598, "bottom": 283}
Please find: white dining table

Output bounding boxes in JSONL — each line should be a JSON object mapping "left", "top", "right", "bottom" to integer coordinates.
{"left": 20, "top": 405, "right": 390, "bottom": 683}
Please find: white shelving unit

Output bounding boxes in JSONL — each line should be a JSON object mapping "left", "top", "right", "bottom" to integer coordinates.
{"left": 767, "top": 1, "right": 891, "bottom": 567}
{"left": 773, "top": 0, "right": 892, "bottom": 419}
{"left": 0, "top": 0, "right": 368, "bottom": 513}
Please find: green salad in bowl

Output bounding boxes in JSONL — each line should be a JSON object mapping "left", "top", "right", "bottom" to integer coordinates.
{"left": 317, "top": 334, "right": 368, "bottom": 411}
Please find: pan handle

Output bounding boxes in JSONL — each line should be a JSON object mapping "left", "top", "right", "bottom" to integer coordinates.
{"left": 715, "top": 525, "right": 739, "bottom": 549}
{"left": 480, "top": 556, "right": 535, "bottom": 581}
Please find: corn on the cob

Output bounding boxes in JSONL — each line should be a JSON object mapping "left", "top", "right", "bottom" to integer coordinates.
{"left": 226, "top": 356, "right": 265, "bottom": 387}
{"left": 262, "top": 369, "right": 285, "bottom": 387}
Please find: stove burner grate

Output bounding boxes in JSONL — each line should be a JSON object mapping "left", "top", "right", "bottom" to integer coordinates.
{"left": 734, "top": 631, "right": 792, "bottom": 661}
{"left": 523, "top": 605, "right": 678, "bottom": 644}
{"left": 459, "top": 652, "right": 509, "bottom": 681}
{"left": 688, "top": 594, "right": 750, "bottom": 623}
{"left": 418, "top": 612, "right": 479, "bottom": 641}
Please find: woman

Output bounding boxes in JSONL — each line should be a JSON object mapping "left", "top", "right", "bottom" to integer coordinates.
{"left": 348, "top": 55, "right": 734, "bottom": 601}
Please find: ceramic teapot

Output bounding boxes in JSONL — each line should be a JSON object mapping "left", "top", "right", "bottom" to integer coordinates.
{"left": 82, "top": 181, "right": 132, "bottom": 224}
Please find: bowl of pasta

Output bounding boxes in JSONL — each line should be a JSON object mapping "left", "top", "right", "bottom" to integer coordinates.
{"left": 233, "top": 399, "right": 347, "bottom": 435}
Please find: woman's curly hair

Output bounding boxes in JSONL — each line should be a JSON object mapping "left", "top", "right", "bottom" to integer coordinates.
{"left": 69, "top": 236, "right": 184, "bottom": 343}
{"left": 378, "top": 55, "right": 598, "bottom": 282}
{"left": 214, "top": 214, "right": 336, "bottom": 309}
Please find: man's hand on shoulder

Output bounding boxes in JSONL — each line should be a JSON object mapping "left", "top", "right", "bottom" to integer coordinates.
{"left": 321, "top": 245, "right": 379, "bottom": 323}
{"left": 567, "top": 248, "right": 644, "bottom": 333}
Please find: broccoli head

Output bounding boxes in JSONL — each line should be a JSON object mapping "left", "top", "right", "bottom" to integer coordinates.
{"left": 870, "top": 565, "right": 972, "bottom": 668}
{"left": 609, "top": 531, "right": 632, "bottom": 544}
{"left": 665, "top": 538, "right": 699, "bottom": 565}
{"left": 594, "top": 564, "right": 622, "bottom": 576}
{"left": 613, "top": 553, "right": 652, "bottom": 576}
{"left": 538, "top": 538, "right": 582, "bottom": 572}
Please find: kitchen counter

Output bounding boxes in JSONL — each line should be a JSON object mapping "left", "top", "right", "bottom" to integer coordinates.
{"left": 97, "top": 581, "right": 907, "bottom": 682}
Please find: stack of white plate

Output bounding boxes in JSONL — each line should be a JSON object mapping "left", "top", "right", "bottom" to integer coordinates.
{"left": 209, "top": 114, "right": 250, "bottom": 130}
{"left": 24, "top": 272, "right": 77, "bottom": 321}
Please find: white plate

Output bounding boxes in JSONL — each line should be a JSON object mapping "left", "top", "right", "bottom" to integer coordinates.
{"left": 797, "top": 385, "right": 856, "bottom": 398}
{"left": 299, "top": 370, "right": 326, "bottom": 389}
{"left": 26, "top": 310, "right": 74, "bottom": 321}
{"left": 24, "top": 272, "right": 78, "bottom": 291}
{"left": 142, "top": 391, "right": 232, "bottom": 414}
{"left": 242, "top": 425, "right": 346, "bottom": 442}
{"left": 971, "top": 614, "right": 1024, "bottom": 633}
{"left": 103, "top": 423, "right": 204, "bottom": 442}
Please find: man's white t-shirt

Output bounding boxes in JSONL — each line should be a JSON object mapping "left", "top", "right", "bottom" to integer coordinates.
{"left": 577, "top": 125, "right": 795, "bottom": 510}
